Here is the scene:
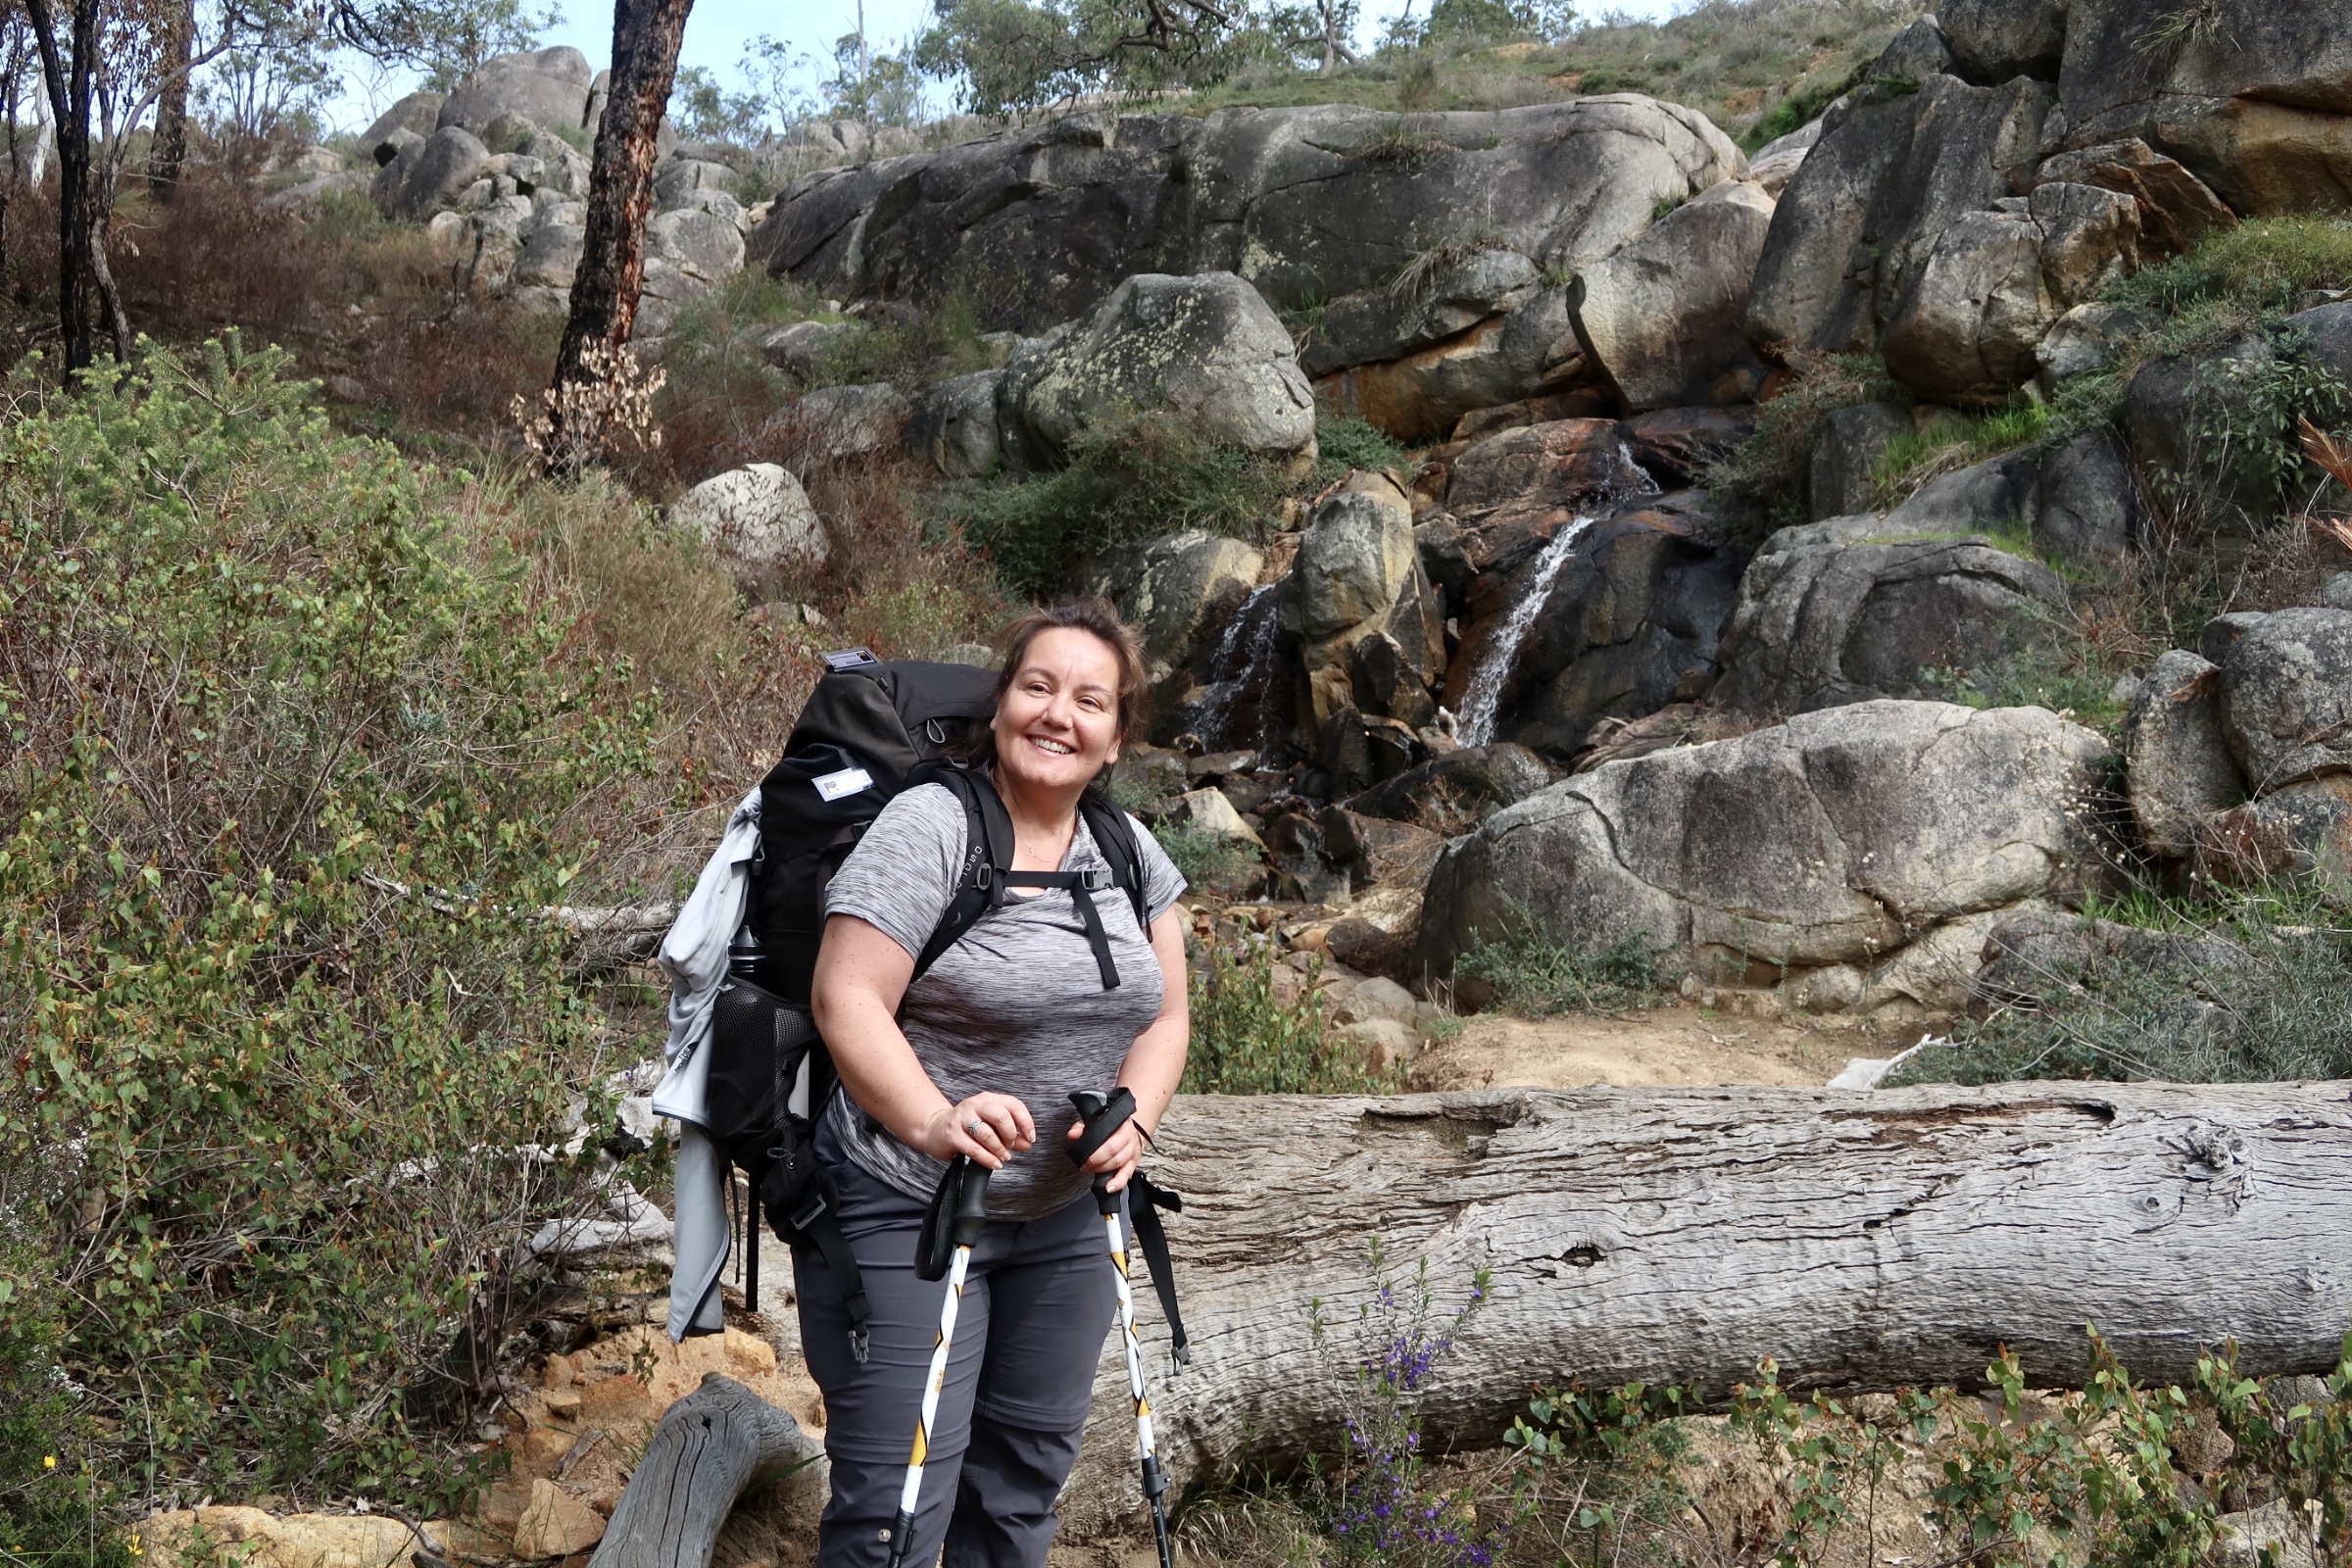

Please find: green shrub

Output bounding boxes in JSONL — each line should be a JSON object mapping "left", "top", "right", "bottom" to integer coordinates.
{"left": 1457, "top": 921, "right": 1676, "bottom": 1015}
{"left": 0, "top": 339, "right": 662, "bottom": 1516}
{"left": 2114, "top": 216, "right": 2352, "bottom": 318}
{"left": 1314, "top": 414, "right": 1406, "bottom": 477}
{"left": 1888, "top": 888, "right": 2352, "bottom": 1087}
{"left": 1156, "top": 823, "right": 1263, "bottom": 896}
{"left": 1867, "top": 400, "right": 2051, "bottom": 509}
{"left": 1704, "top": 351, "right": 1901, "bottom": 545}
{"left": 1184, "top": 941, "right": 1394, "bottom": 1094}
{"left": 946, "top": 414, "right": 1294, "bottom": 596}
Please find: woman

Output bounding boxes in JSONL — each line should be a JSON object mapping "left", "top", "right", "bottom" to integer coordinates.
{"left": 801, "top": 600, "right": 1191, "bottom": 1568}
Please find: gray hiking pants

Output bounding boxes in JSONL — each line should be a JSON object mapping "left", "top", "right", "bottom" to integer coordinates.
{"left": 796, "top": 1124, "right": 1119, "bottom": 1568}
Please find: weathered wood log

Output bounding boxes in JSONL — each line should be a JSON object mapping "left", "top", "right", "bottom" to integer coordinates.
{"left": 1055, "top": 1082, "right": 2352, "bottom": 1538}
{"left": 587, "top": 1372, "right": 824, "bottom": 1568}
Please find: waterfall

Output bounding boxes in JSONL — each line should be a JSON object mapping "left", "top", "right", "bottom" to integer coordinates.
{"left": 1186, "top": 583, "right": 1280, "bottom": 749}
{"left": 1454, "top": 514, "right": 1596, "bottom": 747}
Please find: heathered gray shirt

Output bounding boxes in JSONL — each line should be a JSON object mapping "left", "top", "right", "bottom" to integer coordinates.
{"left": 822, "top": 782, "right": 1186, "bottom": 1220}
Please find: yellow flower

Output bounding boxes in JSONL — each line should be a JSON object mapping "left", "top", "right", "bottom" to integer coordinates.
{"left": 41, "top": 1455, "right": 55, "bottom": 1469}
{"left": 127, "top": 1537, "right": 145, "bottom": 1558}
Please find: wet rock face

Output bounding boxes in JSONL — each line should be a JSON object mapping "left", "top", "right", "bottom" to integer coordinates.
{"left": 1416, "top": 700, "right": 2118, "bottom": 985}
{"left": 1443, "top": 505, "right": 1741, "bottom": 760}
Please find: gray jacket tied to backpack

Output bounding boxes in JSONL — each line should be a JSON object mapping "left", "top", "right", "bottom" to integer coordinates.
{"left": 653, "top": 785, "right": 762, "bottom": 1341}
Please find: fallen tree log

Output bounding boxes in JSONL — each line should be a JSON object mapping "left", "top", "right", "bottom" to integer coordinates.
{"left": 586, "top": 1372, "right": 824, "bottom": 1568}
{"left": 1055, "top": 1082, "right": 2352, "bottom": 1537}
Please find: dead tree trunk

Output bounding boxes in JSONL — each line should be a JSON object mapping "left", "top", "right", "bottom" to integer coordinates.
{"left": 587, "top": 1372, "right": 824, "bottom": 1568}
{"left": 23, "top": 0, "right": 98, "bottom": 372}
{"left": 546, "top": 0, "right": 690, "bottom": 464}
{"left": 146, "top": 0, "right": 190, "bottom": 193}
{"left": 1053, "top": 1082, "right": 2352, "bottom": 1538}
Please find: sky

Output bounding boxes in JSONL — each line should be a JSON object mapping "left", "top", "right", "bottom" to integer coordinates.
{"left": 332, "top": 0, "right": 1687, "bottom": 133}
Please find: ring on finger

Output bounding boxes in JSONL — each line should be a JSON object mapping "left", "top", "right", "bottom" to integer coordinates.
{"left": 965, "top": 1117, "right": 988, "bottom": 1138}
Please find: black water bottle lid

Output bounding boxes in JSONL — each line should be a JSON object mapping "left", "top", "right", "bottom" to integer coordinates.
{"left": 727, "top": 921, "right": 763, "bottom": 977}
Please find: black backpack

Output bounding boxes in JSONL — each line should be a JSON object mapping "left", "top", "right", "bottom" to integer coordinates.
{"left": 699, "top": 651, "right": 1151, "bottom": 1359}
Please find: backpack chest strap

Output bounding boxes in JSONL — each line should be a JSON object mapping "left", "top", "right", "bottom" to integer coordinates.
{"left": 1000, "top": 867, "right": 1121, "bottom": 989}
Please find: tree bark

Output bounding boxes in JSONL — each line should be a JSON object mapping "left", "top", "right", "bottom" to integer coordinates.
{"left": 548, "top": 0, "right": 690, "bottom": 454}
{"left": 23, "top": 0, "right": 99, "bottom": 372}
{"left": 586, "top": 1372, "right": 825, "bottom": 1568}
{"left": 1051, "top": 1082, "right": 2352, "bottom": 1538}
{"left": 147, "top": 0, "right": 191, "bottom": 193}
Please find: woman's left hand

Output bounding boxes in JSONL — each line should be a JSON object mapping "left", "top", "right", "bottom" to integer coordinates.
{"left": 1066, "top": 1112, "right": 1147, "bottom": 1193}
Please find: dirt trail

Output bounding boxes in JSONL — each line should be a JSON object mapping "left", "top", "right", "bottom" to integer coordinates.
{"left": 1408, "top": 1004, "right": 1931, "bottom": 1091}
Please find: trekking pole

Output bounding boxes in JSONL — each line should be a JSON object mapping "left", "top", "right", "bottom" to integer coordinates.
{"left": 1067, "top": 1090, "right": 1177, "bottom": 1568}
{"left": 882, "top": 1155, "right": 991, "bottom": 1568}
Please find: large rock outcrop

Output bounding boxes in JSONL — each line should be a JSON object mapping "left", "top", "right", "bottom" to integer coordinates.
{"left": 1712, "top": 515, "right": 2074, "bottom": 717}
{"left": 2055, "top": 0, "right": 2352, "bottom": 217}
{"left": 759, "top": 99, "right": 1742, "bottom": 336}
{"left": 1878, "top": 180, "right": 2141, "bottom": 405}
{"left": 436, "top": 48, "right": 593, "bottom": 137}
{"left": 2118, "top": 606, "right": 2352, "bottom": 882}
{"left": 1569, "top": 181, "right": 1777, "bottom": 412}
{"left": 997, "top": 272, "right": 1316, "bottom": 469}
{"left": 1278, "top": 474, "right": 1445, "bottom": 731}
{"left": 1416, "top": 700, "right": 2117, "bottom": 1005}
{"left": 1747, "top": 74, "right": 2054, "bottom": 367}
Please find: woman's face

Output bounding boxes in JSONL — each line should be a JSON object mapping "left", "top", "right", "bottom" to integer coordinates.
{"left": 991, "top": 627, "right": 1125, "bottom": 799}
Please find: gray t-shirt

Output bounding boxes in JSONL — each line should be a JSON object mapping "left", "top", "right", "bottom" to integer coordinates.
{"left": 822, "top": 782, "right": 1186, "bottom": 1220}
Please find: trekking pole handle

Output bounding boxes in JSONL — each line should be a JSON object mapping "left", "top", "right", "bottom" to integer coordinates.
{"left": 953, "top": 1157, "right": 991, "bottom": 1248}
{"left": 1067, "top": 1088, "right": 1136, "bottom": 1214}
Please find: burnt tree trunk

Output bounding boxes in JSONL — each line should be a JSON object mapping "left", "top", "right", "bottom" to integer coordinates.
{"left": 24, "top": 0, "right": 98, "bottom": 371}
{"left": 586, "top": 1373, "right": 825, "bottom": 1568}
{"left": 147, "top": 0, "right": 191, "bottom": 193}
{"left": 1051, "top": 1082, "right": 2352, "bottom": 1538}
{"left": 547, "top": 0, "right": 690, "bottom": 456}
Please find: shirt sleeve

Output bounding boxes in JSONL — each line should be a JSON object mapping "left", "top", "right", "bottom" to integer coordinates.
{"left": 1127, "top": 811, "right": 1189, "bottom": 924}
{"left": 823, "top": 784, "right": 966, "bottom": 962}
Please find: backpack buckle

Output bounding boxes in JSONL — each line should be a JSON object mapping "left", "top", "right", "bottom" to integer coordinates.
{"left": 790, "top": 1189, "right": 829, "bottom": 1234}
{"left": 1079, "top": 866, "right": 1113, "bottom": 892}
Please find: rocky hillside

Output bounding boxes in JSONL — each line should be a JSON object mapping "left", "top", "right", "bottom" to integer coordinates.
{"left": 119, "top": 3, "right": 2352, "bottom": 1026}
{"left": 631, "top": 0, "right": 2337, "bottom": 1025}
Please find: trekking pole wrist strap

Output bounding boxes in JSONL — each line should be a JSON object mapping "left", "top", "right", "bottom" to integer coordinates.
{"left": 1066, "top": 1086, "right": 1138, "bottom": 1169}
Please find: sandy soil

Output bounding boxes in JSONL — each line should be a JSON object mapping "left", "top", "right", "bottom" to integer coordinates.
{"left": 1407, "top": 1003, "right": 1940, "bottom": 1092}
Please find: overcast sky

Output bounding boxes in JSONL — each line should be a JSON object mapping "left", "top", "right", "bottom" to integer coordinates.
{"left": 334, "top": 0, "right": 1690, "bottom": 131}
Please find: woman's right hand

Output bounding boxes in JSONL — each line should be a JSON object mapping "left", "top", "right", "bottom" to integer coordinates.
{"left": 918, "top": 1092, "right": 1036, "bottom": 1169}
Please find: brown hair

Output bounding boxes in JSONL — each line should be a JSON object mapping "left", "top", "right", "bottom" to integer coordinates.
{"left": 956, "top": 599, "right": 1152, "bottom": 767}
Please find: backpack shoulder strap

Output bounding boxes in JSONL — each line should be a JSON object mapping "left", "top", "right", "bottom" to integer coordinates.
{"left": 1078, "top": 786, "right": 1152, "bottom": 931}
{"left": 906, "top": 761, "right": 1012, "bottom": 984}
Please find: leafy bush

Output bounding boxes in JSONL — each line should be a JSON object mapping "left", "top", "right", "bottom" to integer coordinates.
{"left": 946, "top": 414, "right": 1296, "bottom": 596}
{"left": 0, "top": 340, "right": 662, "bottom": 1517}
{"left": 1456, "top": 920, "right": 1676, "bottom": 1015}
{"left": 1868, "top": 399, "right": 2051, "bottom": 509}
{"left": 1704, "top": 351, "right": 1901, "bottom": 544}
{"left": 1185, "top": 940, "right": 1394, "bottom": 1094}
{"left": 2114, "top": 216, "right": 2352, "bottom": 318}
{"left": 1889, "top": 889, "right": 2352, "bottom": 1087}
{"left": 1315, "top": 414, "right": 1406, "bottom": 476}
{"left": 1156, "top": 822, "right": 1263, "bottom": 896}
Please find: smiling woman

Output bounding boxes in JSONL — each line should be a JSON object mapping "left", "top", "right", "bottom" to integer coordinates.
{"left": 799, "top": 599, "right": 1190, "bottom": 1568}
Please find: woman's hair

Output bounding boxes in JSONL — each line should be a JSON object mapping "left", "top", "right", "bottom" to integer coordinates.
{"left": 955, "top": 599, "right": 1152, "bottom": 767}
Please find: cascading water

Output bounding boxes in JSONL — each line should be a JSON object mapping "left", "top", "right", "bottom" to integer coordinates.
{"left": 1185, "top": 583, "right": 1280, "bottom": 749}
{"left": 1453, "top": 514, "right": 1597, "bottom": 746}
